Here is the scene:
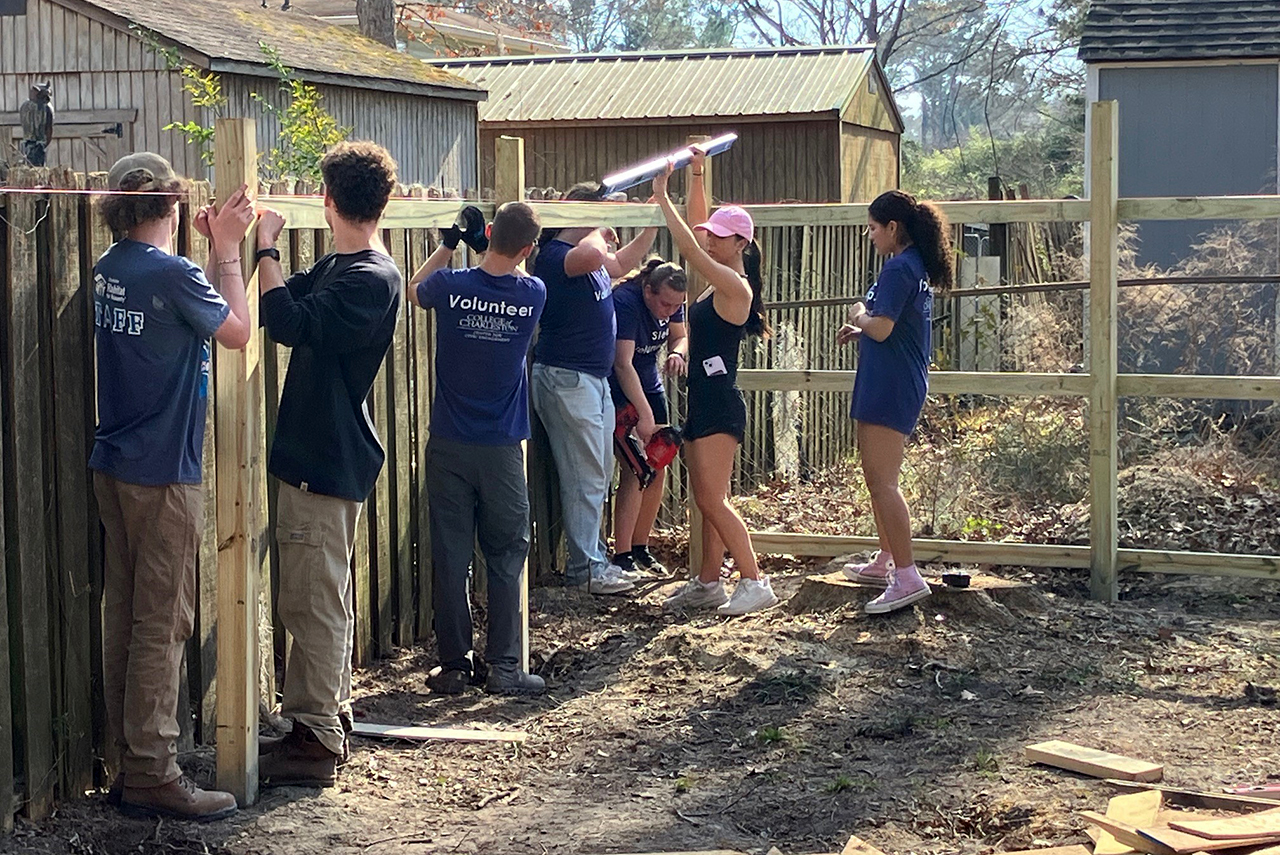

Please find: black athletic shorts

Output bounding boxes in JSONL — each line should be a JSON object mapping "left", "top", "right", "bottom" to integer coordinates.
{"left": 683, "top": 383, "right": 746, "bottom": 444}
{"left": 612, "top": 387, "right": 670, "bottom": 427}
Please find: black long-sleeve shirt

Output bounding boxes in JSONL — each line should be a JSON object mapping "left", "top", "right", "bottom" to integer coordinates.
{"left": 260, "top": 250, "right": 402, "bottom": 501}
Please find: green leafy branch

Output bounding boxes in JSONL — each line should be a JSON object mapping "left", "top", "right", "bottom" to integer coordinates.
{"left": 250, "top": 44, "right": 352, "bottom": 184}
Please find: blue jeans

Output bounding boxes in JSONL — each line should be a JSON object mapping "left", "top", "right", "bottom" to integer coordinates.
{"left": 531, "top": 364, "right": 614, "bottom": 585}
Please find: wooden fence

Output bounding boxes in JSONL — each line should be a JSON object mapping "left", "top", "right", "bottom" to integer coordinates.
{"left": 2, "top": 102, "right": 1280, "bottom": 823}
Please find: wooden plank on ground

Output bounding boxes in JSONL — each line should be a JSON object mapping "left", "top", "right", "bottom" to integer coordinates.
{"left": 1001, "top": 847, "right": 1093, "bottom": 855}
{"left": 351, "top": 722, "right": 526, "bottom": 744}
{"left": 48, "top": 167, "right": 95, "bottom": 797}
{"left": 1138, "top": 824, "right": 1279, "bottom": 854}
{"left": 1097, "top": 791, "right": 1165, "bottom": 855}
{"left": 1168, "top": 810, "right": 1280, "bottom": 840}
{"left": 2, "top": 171, "right": 56, "bottom": 820}
{"left": 1080, "top": 811, "right": 1176, "bottom": 855}
{"left": 1026, "top": 740, "right": 1163, "bottom": 782}
{"left": 1105, "top": 781, "right": 1280, "bottom": 813}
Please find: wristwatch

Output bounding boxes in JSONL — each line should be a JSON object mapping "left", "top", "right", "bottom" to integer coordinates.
{"left": 255, "top": 247, "right": 281, "bottom": 263}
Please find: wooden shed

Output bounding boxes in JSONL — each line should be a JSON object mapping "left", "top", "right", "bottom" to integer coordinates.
{"left": 0, "top": 0, "right": 483, "bottom": 189}
{"left": 434, "top": 46, "right": 904, "bottom": 204}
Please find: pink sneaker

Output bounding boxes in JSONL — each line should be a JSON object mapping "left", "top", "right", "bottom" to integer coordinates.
{"left": 865, "top": 565, "right": 931, "bottom": 614}
{"left": 842, "top": 551, "right": 894, "bottom": 587}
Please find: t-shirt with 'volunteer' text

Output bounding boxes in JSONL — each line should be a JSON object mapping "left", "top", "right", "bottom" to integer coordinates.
{"left": 417, "top": 267, "right": 546, "bottom": 445}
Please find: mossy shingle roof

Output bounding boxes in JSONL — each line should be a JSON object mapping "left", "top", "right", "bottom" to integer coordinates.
{"left": 64, "top": 0, "right": 480, "bottom": 97}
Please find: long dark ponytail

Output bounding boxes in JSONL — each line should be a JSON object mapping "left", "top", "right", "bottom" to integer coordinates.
{"left": 868, "top": 190, "right": 954, "bottom": 290}
{"left": 742, "top": 239, "right": 770, "bottom": 338}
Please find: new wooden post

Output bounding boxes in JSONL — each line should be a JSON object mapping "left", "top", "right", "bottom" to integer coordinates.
{"left": 685, "top": 135, "right": 713, "bottom": 577}
{"left": 213, "top": 118, "right": 261, "bottom": 805}
{"left": 495, "top": 135, "right": 531, "bottom": 673}
{"left": 1088, "top": 101, "right": 1120, "bottom": 602}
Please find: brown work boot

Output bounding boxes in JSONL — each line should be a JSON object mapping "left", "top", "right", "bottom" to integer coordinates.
{"left": 120, "top": 775, "right": 237, "bottom": 822}
{"left": 260, "top": 722, "right": 339, "bottom": 788}
{"left": 261, "top": 717, "right": 350, "bottom": 765}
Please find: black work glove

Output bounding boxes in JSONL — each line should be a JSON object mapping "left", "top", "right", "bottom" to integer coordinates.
{"left": 440, "top": 222, "right": 462, "bottom": 250}
{"left": 458, "top": 205, "right": 489, "bottom": 253}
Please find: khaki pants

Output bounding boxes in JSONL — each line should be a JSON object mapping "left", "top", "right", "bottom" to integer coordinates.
{"left": 275, "top": 482, "right": 361, "bottom": 755}
{"left": 95, "top": 472, "right": 201, "bottom": 789}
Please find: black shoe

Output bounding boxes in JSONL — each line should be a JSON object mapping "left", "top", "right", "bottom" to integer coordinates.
{"left": 632, "top": 546, "right": 667, "bottom": 575}
{"left": 426, "top": 666, "right": 470, "bottom": 695}
{"left": 484, "top": 669, "right": 546, "bottom": 696}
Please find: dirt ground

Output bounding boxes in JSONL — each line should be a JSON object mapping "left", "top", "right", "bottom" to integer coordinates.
{"left": 5, "top": 539, "right": 1278, "bottom": 855}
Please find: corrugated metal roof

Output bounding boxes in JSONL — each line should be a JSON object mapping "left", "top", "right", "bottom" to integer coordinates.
{"left": 433, "top": 46, "right": 879, "bottom": 122}
{"left": 1080, "top": 0, "right": 1280, "bottom": 62}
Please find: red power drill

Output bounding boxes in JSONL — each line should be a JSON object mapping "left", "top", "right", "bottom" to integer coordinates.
{"left": 614, "top": 403, "right": 683, "bottom": 488}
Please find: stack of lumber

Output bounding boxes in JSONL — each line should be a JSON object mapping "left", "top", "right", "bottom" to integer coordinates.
{"left": 1081, "top": 797, "right": 1280, "bottom": 855}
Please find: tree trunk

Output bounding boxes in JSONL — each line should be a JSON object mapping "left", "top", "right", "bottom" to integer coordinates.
{"left": 356, "top": 0, "right": 397, "bottom": 48}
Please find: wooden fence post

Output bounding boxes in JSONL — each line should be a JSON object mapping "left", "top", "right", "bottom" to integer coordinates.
{"left": 494, "top": 135, "right": 531, "bottom": 673}
{"left": 213, "top": 118, "right": 261, "bottom": 806}
{"left": 1088, "top": 100, "right": 1120, "bottom": 602}
{"left": 2, "top": 170, "right": 55, "bottom": 820}
{"left": 685, "top": 135, "right": 713, "bottom": 577}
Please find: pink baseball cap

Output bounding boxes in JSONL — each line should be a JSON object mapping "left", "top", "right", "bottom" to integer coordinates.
{"left": 694, "top": 205, "right": 753, "bottom": 241}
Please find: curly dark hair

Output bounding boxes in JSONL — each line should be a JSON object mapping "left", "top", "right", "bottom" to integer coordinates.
{"left": 320, "top": 141, "right": 398, "bottom": 223}
{"left": 868, "top": 189, "right": 955, "bottom": 290}
{"left": 98, "top": 170, "right": 187, "bottom": 234}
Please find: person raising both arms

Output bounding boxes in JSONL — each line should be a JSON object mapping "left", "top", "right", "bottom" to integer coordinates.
{"left": 652, "top": 151, "right": 778, "bottom": 616}
{"left": 836, "top": 189, "right": 953, "bottom": 614}
{"left": 609, "top": 258, "right": 689, "bottom": 578}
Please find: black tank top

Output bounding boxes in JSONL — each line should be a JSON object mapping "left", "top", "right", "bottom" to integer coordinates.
{"left": 688, "top": 291, "right": 746, "bottom": 388}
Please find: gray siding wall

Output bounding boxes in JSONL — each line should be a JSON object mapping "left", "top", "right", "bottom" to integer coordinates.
{"left": 1099, "top": 63, "right": 1279, "bottom": 266}
{"left": 2, "top": 0, "right": 478, "bottom": 190}
{"left": 220, "top": 76, "right": 477, "bottom": 191}
{"left": 1, "top": 0, "right": 205, "bottom": 175}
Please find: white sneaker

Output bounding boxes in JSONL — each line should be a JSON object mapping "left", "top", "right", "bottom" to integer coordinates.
{"left": 717, "top": 577, "right": 779, "bottom": 616}
{"left": 608, "top": 562, "right": 643, "bottom": 583}
{"left": 663, "top": 578, "right": 729, "bottom": 611}
{"left": 589, "top": 565, "right": 635, "bottom": 595}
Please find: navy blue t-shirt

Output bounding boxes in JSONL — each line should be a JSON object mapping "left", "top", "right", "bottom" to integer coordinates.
{"left": 608, "top": 279, "right": 685, "bottom": 398}
{"left": 418, "top": 267, "right": 546, "bottom": 445}
{"left": 90, "top": 239, "right": 230, "bottom": 485}
{"left": 850, "top": 246, "right": 932, "bottom": 435}
{"left": 532, "top": 239, "right": 615, "bottom": 377}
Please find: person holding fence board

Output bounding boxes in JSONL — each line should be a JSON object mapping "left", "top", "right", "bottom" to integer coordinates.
{"left": 652, "top": 152, "right": 779, "bottom": 616}
{"left": 91, "top": 153, "right": 252, "bottom": 820}
{"left": 407, "top": 202, "right": 547, "bottom": 696}
{"left": 836, "top": 190, "right": 953, "bottom": 614}
{"left": 531, "top": 182, "right": 659, "bottom": 595}
{"left": 254, "top": 142, "right": 403, "bottom": 787}
{"left": 609, "top": 258, "right": 688, "bottom": 577}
